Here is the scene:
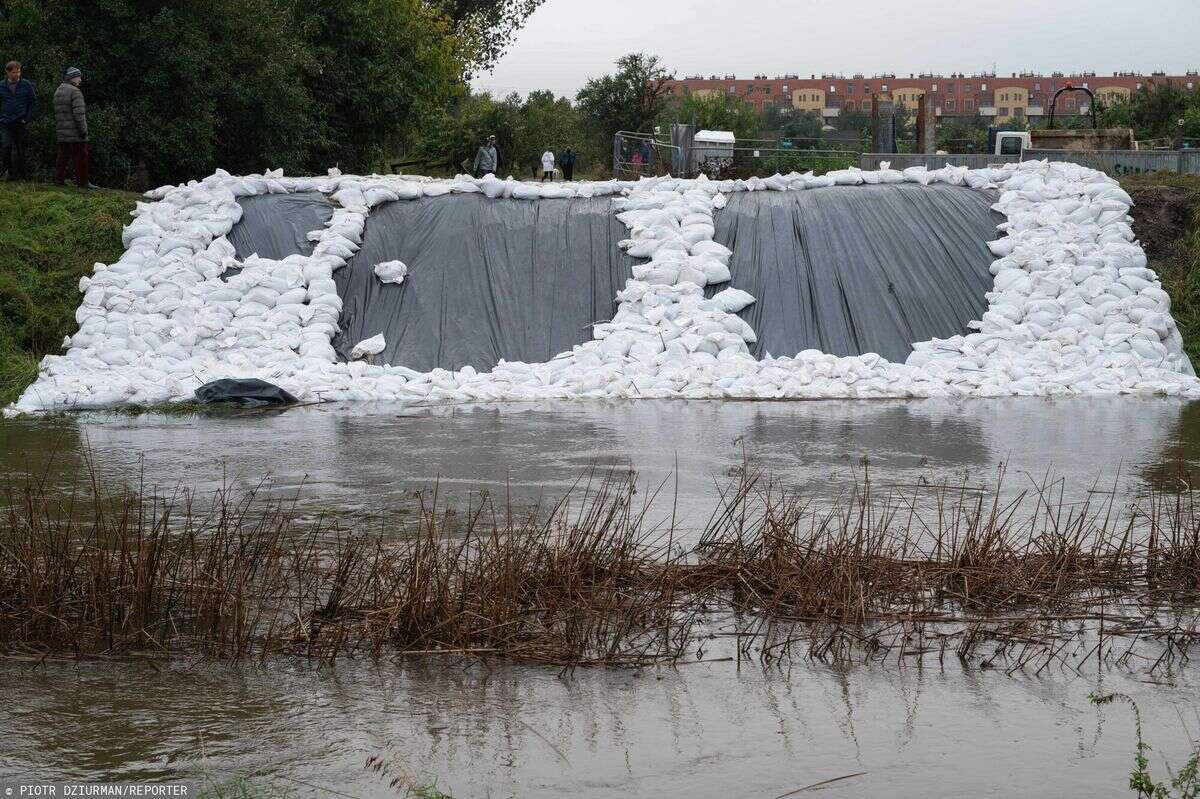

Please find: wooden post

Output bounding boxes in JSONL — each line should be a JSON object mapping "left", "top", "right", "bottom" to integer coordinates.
{"left": 871, "top": 94, "right": 883, "bottom": 152}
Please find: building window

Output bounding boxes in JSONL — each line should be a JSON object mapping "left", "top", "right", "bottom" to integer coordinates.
{"left": 728, "top": 85, "right": 735, "bottom": 94}
{"left": 945, "top": 98, "right": 956, "bottom": 111}
{"left": 1014, "top": 107, "right": 1024, "bottom": 117}
{"left": 1065, "top": 98, "right": 1075, "bottom": 109}
{"left": 1082, "top": 82, "right": 1088, "bottom": 88}
{"left": 848, "top": 83, "right": 855, "bottom": 93}
{"left": 829, "top": 85, "right": 836, "bottom": 93}
{"left": 782, "top": 85, "right": 789, "bottom": 94}
{"left": 965, "top": 98, "right": 974, "bottom": 111}
{"left": 981, "top": 82, "right": 987, "bottom": 91}
{"left": 1034, "top": 82, "right": 1040, "bottom": 91}
{"left": 965, "top": 83, "right": 973, "bottom": 92}
{"left": 846, "top": 100, "right": 855, "bottom": 111}
{"left": 999, "top": 107, "right": 1009, "bottom": 116}
{"left": 1136, "top": 82, "right": 1142, "bottom": 90}
{"left": 932, "top": 83, "right": 938, "bottom": 92}
{"left": 946, "top": 82, "right": 954, "bottom": 93}
{"left": 882, "top": 83, "right": 889, "bottom": 92}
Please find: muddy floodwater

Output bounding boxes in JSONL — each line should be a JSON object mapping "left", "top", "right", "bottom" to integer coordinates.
{"left": 4, "top": 396, "right": 1200, "bottom": 797}
{"left": 5, "top": 397, "right": 1200, "bottom": 524}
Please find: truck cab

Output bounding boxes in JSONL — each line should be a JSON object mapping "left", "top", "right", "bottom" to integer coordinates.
{"left": 989, "top": 129, "right": 1031, "bottom": 157}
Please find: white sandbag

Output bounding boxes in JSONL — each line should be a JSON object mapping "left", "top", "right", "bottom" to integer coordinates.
{"left": 351, "top": 333, "right": 387, "bottom": 360}
{"left": 374, "top": 260, "right": 408, "bottom": 285}
{"left": 712, "top": 288, "right": 756, "bottom": 313}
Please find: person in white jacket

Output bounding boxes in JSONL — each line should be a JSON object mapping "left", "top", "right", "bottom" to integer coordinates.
{"left": 540, "top": 149, "right": 555, "bottom": 182}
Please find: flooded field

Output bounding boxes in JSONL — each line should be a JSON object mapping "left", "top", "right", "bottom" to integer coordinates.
{"left": 4, "top": 397, "right": 1200, "bottom": 527}
{"left": 4, "top": 651, "right": 1198, "bottom": 798}
{"left": 4, "top": 396, "right": 1200, "bottom": 797}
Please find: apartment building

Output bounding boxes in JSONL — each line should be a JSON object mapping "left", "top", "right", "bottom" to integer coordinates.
{"left": 665, "top": 70, "right": 1199, "bottom": 122}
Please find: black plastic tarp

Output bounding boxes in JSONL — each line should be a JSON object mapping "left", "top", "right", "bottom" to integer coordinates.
{"left": 712, "top": 184, "right": 1000, "bottom": 362}
{"left": 194, "top": 378, "right": 298, "bottom": 407}
{"left": 229, "top": 192, "right": 333, "bottom": 261}
{"left": 333, "top": 194, "right": 636, "bottom": 372}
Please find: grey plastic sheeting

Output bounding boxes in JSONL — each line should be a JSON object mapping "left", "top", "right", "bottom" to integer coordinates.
{"left": 229, "top": 192, "right": 333, "bottom": 261}
{"left": 333, "top": 194, "right": 636, "bottom": 372}
{"left": 711, "top": 184, "right": 1001, "bottom": 363}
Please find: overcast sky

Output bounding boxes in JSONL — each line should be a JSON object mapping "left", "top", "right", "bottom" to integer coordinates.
{"left": 472, "top": 0, "right": 1200, "bottom": 98}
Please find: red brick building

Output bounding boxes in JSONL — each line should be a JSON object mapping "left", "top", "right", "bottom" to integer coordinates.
{"left": 665, "top": 70, "right": 1199, "bottom": 124}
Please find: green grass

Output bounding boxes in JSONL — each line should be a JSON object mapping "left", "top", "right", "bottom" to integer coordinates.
{"left": 0, "top": 181, "right": 138, "bottom": 406}
{"left": 1121, "top": 173, "right": 1200, "bottom": 367}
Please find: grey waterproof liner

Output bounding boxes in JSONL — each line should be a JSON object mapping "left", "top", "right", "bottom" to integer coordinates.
{"left": 333, "top": 194, "right": 636, "bottom": 372}
{"left": 712, "top": 184, "right": 1001, "bottom": 363}
{"left": 229, "top": 192, "right": 333, "bottom": 261}
{"left": 223, "top": 184, "right": 1000, "bottom": 372}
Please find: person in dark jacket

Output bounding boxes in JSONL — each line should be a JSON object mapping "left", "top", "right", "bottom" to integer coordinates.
{"left": 471, "top": 134, "right": 498, "bottom": 178}
{"left": 528, "top": 152, "right": 539, "bottom": 179}
{"left": 0, "top": 61, "right": 35, "bottom": 181}
{"left": 53, "top": 67, "right": 90, "bottom": 188}
{"left": 560, "top": 147, "right": 576, "bottom": 182}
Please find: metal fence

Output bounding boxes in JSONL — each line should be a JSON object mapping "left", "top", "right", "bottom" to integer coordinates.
{"left": 704, "top": 148, "right": 859, "bottom": 180}
{"left": 859, "top": 153, "right": 1019, "bottom": 170}
{"left": 613, "top": 132, "right": 681, "bottom": 180}
{"left": 615, "top": 131, "right": 860, "bottom": 179}
{"left": 1021, "top": 149, "right": 1200, "bottom": 176}
{"left": 859, "top": 149, "right": 1200, "bottom": 176}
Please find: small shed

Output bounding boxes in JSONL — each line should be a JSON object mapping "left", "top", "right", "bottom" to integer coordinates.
{"left": 693, "top": 129, "right": 736, "bottom": 161}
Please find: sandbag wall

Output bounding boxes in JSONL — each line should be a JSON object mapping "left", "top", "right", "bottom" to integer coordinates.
{"left": 14, "top": 163, "right": 1199, "bottom": 415}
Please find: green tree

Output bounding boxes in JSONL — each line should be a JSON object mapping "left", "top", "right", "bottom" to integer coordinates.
{"left": 412, "top": 89, "right": 602, "bottom": 178}
{"left": 576, "top": 53, "right": 674, "bottom": 151}
{"left": 1096, "top": 81, "right": 1200, "bottom": 141}
{"left": 0, "top": 0, "right": 464, "bottom": 186}
{"left": 434, "top": 0, "right": 545, "bottom": 75}
{"left": 658, "top": 93, "right": 761, "bottom": 140}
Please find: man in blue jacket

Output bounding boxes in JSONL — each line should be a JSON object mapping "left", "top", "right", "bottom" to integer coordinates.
{"left": 1, "top": 60, "right": 36, "bottom": 181}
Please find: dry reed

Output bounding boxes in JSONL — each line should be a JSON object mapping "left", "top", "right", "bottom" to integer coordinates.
{"left": 2, "top": 457, "right": 1199, "bottom": 672}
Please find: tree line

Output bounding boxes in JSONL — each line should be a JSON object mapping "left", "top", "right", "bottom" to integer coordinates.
{"left": 0, "top": 0, "right": 543, "bottom": 187}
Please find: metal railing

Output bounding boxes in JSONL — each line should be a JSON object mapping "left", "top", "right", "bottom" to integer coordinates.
{"left": 1021, "top": 148, "right": 1198, "bottom": 176}
{"left": 859, "top": 149, "right": 1200, "bottom": 176}
{"left": 703, "top": 147, "right": 859, "bottom": 179}
{"left": 613, "top": 131, "right": 860, "bottom": 179}
{"left": 613, "top": 131, "right": 681, "bottom": 180}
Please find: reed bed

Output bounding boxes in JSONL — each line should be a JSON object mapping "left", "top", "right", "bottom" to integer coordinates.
{"left": 2, "top": 459, "right": 1199, "bottom": 672}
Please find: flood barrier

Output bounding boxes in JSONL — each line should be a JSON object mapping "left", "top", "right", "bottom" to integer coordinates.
{"left": 228, "top": 184, "right": 1000, "bottom": 369}
{"left": 331, "top": 194, "right": 636, "bottom": 372}
{"left": 713, "top": 184, "right": 1001, "bottom": 362}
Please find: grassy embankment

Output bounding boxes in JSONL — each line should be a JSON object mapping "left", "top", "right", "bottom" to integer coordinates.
{"left": 1123, "top": 173, "right": 1200, "bottom": 366}
{"left": 0, "top": 174, "right": 1197, "bottom": 409}
{"left": 0, "top": 182, "right": 137, "bottom": 406}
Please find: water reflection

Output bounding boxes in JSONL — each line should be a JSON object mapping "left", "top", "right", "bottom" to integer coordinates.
{"left": 3, "top": 398, "right": 1199, "bottom": 530}
{"left": 2, "top": 656, "right": 1196, "bottom": 798}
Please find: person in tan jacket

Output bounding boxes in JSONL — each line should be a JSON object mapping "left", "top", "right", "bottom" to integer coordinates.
{"left": 53, "top": 66, "right": 92, "bottom": 188}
